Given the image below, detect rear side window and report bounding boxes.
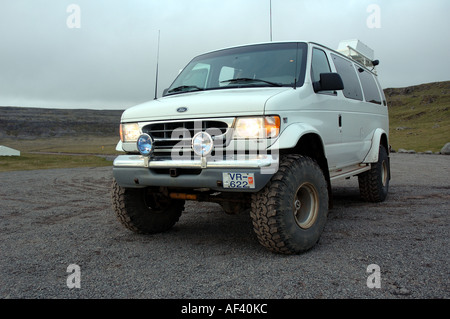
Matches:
[357,69,382,104]
[331,54,363,101]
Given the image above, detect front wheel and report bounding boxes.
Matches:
[250,155,329,254]
[111,179,184,234]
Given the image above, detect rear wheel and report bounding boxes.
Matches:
[358,145,390,202]
[250,155,329,254]
[111,179,184,234]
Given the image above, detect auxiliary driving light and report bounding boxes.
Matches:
[192,132,213,157]
[137,133,154,156]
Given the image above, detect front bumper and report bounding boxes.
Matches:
[112,154,278,192]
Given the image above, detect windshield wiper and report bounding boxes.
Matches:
[220,78,283,87]
[168,85,204,94]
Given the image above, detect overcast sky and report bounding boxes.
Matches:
[1,0,449,109]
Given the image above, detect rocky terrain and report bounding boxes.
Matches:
[0,106,122,140]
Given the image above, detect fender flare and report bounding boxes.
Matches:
[268,123,324,151]
[363,128,389,163]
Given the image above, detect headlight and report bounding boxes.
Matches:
[120,123,140,142]
[234,116,280,139]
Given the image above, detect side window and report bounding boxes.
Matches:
[331,54,363,101]
[357,69,382,104]
[375,76,387,106]
[311,48,331,83]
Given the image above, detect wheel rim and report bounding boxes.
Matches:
[293,182,319,229]
[381,160,388,187]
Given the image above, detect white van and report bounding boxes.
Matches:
[112,40,390,254]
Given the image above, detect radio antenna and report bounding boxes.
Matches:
[154,30,161,100]
[269,0,273,41]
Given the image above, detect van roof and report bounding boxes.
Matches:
[199,40,380,76]
[309,41,379,75]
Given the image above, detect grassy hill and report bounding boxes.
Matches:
[385,81,450,152]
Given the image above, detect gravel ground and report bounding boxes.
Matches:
[0,153,448,299]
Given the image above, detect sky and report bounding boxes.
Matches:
[0,0,449,110]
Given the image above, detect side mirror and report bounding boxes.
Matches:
[313,73,344,93]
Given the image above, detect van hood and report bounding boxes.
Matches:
[121,87,290,122]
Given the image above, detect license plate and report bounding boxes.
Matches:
[222,173,255,189]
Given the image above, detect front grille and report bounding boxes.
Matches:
[145,120,229,139]
[142,118,234,156]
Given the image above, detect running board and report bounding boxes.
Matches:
[329,164,371,181]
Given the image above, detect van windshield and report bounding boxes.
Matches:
[165,42,307,95]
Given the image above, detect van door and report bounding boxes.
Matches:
[330,53,367,166]
[309,47,342,168]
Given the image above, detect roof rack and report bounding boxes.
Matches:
[337,39,378,72]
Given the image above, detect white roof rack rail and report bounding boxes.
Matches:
[337,39,378,72]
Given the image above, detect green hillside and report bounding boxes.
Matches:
[385,81,450,152]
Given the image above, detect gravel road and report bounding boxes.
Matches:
[0,153,448,299]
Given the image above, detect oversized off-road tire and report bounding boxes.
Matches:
[250,155,329,254]
[111,179,184,234]
[358,145,390,202]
